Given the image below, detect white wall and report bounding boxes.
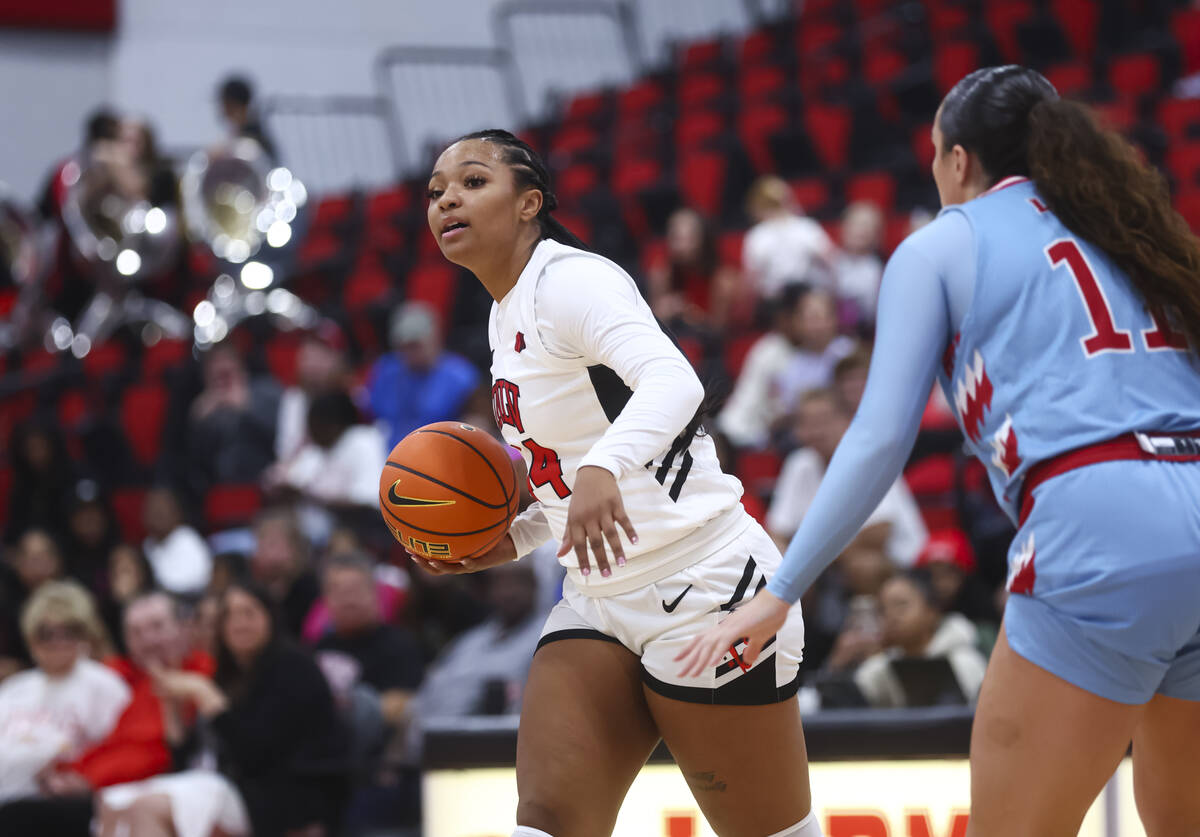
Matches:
[0,32,111,201]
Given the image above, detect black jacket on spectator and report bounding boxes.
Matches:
[211,644,348,836]
[315,623,425,693]
[280,570,321,640]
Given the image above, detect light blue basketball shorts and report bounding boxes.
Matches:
[1003,459,1200,705]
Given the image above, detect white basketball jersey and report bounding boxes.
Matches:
[489,239,746,594]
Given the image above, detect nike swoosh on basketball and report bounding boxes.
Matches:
[387,482,455,507]
[662,584,693,613]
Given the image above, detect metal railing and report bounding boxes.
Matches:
[261,94,402,196]
[375,45,524,174]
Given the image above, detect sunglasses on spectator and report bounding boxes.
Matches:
[33,622,86,643]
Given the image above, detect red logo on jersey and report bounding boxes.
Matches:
[1008,534,1036,594]
[1029,197,1049,213]
[514,331,526,353]
[990,414,1022,477]
[491,379,524,433]
[953,350,993,442]
[942,332,961,378]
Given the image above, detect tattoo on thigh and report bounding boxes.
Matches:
[685,770,728,792]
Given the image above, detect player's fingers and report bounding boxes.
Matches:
[742,633,765,667]
[613,505,638,546]
[565,523,592,576]
[600,515,625,568]
[587,522,611,577]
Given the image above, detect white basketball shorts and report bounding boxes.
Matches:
[537,515,805,704]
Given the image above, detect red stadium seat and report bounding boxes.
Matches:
[1174,8,1200,74]
[111,487,148,543]
[204,483,264,532]
[21,348,61,377]
[864,49,908,87]
[678,74,727,110]
[675,335,704,369]
[617,79,666,120]
[1157,98,1200,140]
[903,453,959,531]
[675,110,726,151]
[804,102,852,169]
[738,103,789,173]
[738,30,778,67]
[1175,190,1200,230]
[739,65,788,103]
[884,213,913,256]
[741,491,767,525]
[1043,61,1092,98]
[985,0,1033,64]
[717,231,744,267]
[121,383,168,466]
[549,123,600,156]
[613,157,663,200]
[310,194,356,229]
[928,3,970,39]
[57,388,90,431]
[1170,145,1200,190]
[80,340,127,380]
[788,178,830,216]
[343,256,394,312]
[796,19,842,54]
[724,331,763,379]
[406,262,458,332]
[911,121,936,170]
[1051,0,1098,60]
[680,38,725,72]
[563,90,610,124]
[799,54,852,98]
[364,187,408,225]
[0,288,15,318]
[142,338,190,380]
[1091,98,1137,134]
[265,333,302,387]
[555,163,599,203]
[677,150,726,217]
[1108,53,1162,99]
[846,172,897,212]
[934,42,980,96]
[736,449,783,496]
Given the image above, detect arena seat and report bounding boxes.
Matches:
[1157,97,1200,140]
[1051,0,1098,60]
[738,64,788,104]
[790,177,832,216]
[738,103,789,173]
[1043,61,1093,98]
[343,255,394,312]
[674,109,727,152]
[81,339,127,381]
[804,102,852,170]
[934,42,981,96]
[120,383,168,467]
[984,0,1033,64]
[1108,52,1163,100]
[1172,7,1200,74]
[405,262,458,332]
[204,483,264,531]
[678,73,727,110]
[141,338,190,380]
[738,29,781,67]
[677,149,727,216]
[736,449,783,497]
[846,172,897,212]
[111,486,148,543]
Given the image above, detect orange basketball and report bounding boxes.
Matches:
[378,421,519,561]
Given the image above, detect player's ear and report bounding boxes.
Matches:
[517,187,543,223]
[951,143,971,186]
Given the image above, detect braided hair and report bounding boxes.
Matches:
[454,129,589,250]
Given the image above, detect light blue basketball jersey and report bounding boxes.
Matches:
[937,178,1200,521]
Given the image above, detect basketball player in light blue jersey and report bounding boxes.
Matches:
[680,66,1200,836]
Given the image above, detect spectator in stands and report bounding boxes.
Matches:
[648,206,739,331]
[4,419,75,545]
[217,74,278,160]
[0,591,213,835]
[834,201,885,326]
[0,582,129,807]
[99,581,348,837]
[248,508,319,638]
[267,389,386,546]
[853,570,988,708]
[915,529,1000,640]
[767,389,927,565]
[741,175,835,303]
[98,544,156,654]
[301,531,407,643]
[0,530,67,680]
[62,479,120,593]
[189,594,221,658]
[186,342,281,491]
[313,553,423,729]
[275,319,352,465]
[411,562,544,720]
[142,485,212,597]
[774,287,857,415]
[367,301,479,450]
[716,284,813,449]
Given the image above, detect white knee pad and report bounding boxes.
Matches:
[513,827,555,837]
[766,810,823,837]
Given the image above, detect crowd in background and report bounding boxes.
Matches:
[15,0,1200,828]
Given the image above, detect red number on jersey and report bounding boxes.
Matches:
[1046,239,1133,356]
[1144,310,1190,351]
[522,439,571,499]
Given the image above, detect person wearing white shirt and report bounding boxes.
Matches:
[833,201,885,325]
[742,175,836,301]
[0,582,129,803]
[275,320,353,466]
[142,486,212,596]
[767,389,926,566]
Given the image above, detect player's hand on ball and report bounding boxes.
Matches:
[408,534,518,575]
[558,465,638,578]
[674,589,791,678]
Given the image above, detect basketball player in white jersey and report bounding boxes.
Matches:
[408,130,821,837]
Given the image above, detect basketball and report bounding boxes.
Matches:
[378,421,519,561]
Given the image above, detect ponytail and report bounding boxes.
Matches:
[1027,98,1200,353]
